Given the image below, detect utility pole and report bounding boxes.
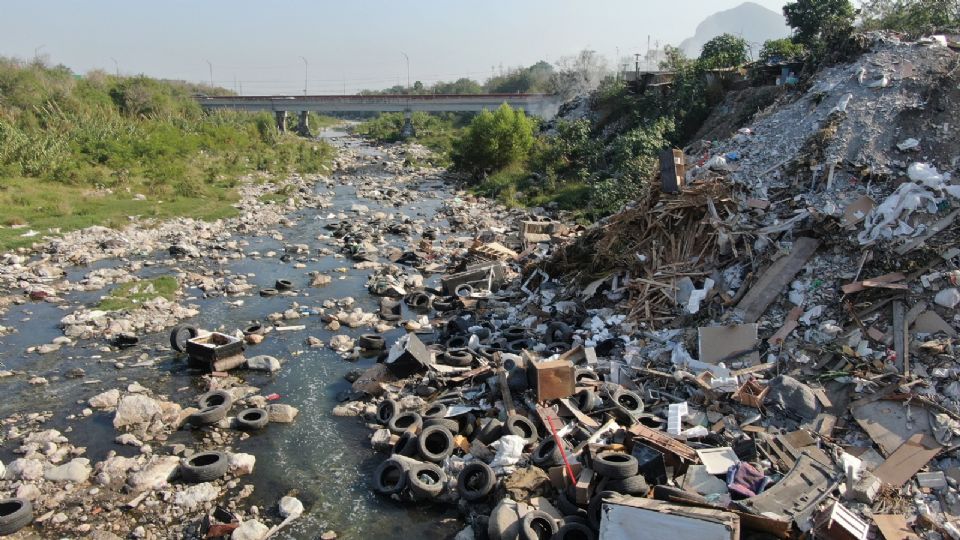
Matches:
[110,57,119,77]
[400,51,410,91]
[205,59,213,87]
[300,56,308,95]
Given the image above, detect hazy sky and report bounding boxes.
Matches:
[1,0,790,94]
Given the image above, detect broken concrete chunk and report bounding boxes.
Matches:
[766,375,819,420]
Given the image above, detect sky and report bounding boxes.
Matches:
[0,0,791,94]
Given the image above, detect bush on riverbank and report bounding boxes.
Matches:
[352,112,467,165]
[0,57,335,249]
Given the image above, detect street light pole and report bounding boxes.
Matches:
[300,56,308,95]
[400,51,410,91]
[205,59,213,87]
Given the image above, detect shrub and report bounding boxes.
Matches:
[759,38,808,63]
[452,104,535,177]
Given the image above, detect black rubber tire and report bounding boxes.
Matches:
[446,335,469,349]
[602,474,649,496]
[521,510,558,540]
[358,334,385,350]
[242,323,266,336]
[554,521,596,540]
[393,432,419,457]
[477,345,500,359]
[532,438,565,468]
[189,404,228,425]
[457,461,496,501]
[613,389,644,417]
[405,292,433,311]
[592,452,639,479]
[505,415,539,445]
[373,458,408,495]
[417,424,455,462]
[588,491,618,531]
[556,489,584,516]
[507,339,533,353]
[0,498,33,535]
[259,288,279,297]
[169,324,199,353]
[458,413,477,438]
[433,298,457,312]
[545,322,573,344]
[474,418,502,444]
[574,368,599,384]
[388,411,423,435]
[575,389,600,413]
[503,326,527,341]
[561,515,590,528]
[376,399,399,425]
[407,462,447,499]
[275,279,294,291]
[422,402,448,419]
[454,284,474,297]
[423,417,460,433]
[198,390,233,410]
[236,408,269,430]
[180,451,230,483]
[442,348,474,367]
[652,485,709,505]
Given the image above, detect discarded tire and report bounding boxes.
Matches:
[417,424,455,462]
[358,334,385,350]
[445,335,469,349]
[259,288,279,297]
[521,510,558,540]
[554,521,596,540]
[532,438,565,468]
[442,348,473,367]
[189,404,228,425]
[0,498,33,535]
[503,326,527,341]
[433,298,457,312]
[575,368,599,383]
[575,389,601,413]
[507,339,533,353]
[422,402,448,419]
[587,490,618,531]
[373,458,408,495]
[556,489,584,516]
[380,298,402,321]
[454,284,474,297]
[458,413,477,438]
[504,415,539,445]
[180,451,230,483]
[423,417,460,433]
[392,432,419,457]
[477,345,500,359]
[593,452,639,479]
[613,389,644,417]
[275,279,294,291]
[376,399,399,425]
[198,390,233,410]
[405,292,432,310]
[242,323,266,336]
[474,418,502,444]
[169,324,199,353]
[388,411,423,435]
[603,474,649,495]
[457,461,496,501]
[407,462,447,499]
[236,408,269,430]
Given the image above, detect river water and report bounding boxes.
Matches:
[0,132,464,538]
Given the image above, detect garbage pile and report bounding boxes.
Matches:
[340,34,960,539]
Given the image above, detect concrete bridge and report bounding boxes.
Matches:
[194,93,558,135]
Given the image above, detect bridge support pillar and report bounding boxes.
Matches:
[400,110,416,139]
[275,111,287,133]
[296,111,312,137]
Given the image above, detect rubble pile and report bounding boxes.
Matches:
[339,35,960,539]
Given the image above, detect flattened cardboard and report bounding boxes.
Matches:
[873,433,942,488]
[698,324,760,365]
[843,195,875,227]
[873,514,920,540]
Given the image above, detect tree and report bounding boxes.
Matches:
[861,0,960,35]
[759,38,808,62]
[783,0,856,49]
[452,103,535,177]
[412,80,424,92]
[698,34,750,69]
[431,77,483,94]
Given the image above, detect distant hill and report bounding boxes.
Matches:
[678,2,790,58]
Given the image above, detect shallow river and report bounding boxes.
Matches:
[0,133,463,538]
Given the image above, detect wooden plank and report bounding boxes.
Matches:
[874,514,920,540]
[893,300,908,376]
[873,433,942,488]
[628,423,699,463]
[841,272,906,294]
[558,398,601,429]
[736,237,820,323]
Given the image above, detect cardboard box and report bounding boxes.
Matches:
[528,359,575,401]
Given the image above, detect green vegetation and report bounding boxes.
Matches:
[698,34,750,69]
[861,0,960,36]
[759,38,808,62]
[452,104,536,176]
[783,0,856,59]
[0,57,335,250]
[352,112,469,165]
[98,276,179,311]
